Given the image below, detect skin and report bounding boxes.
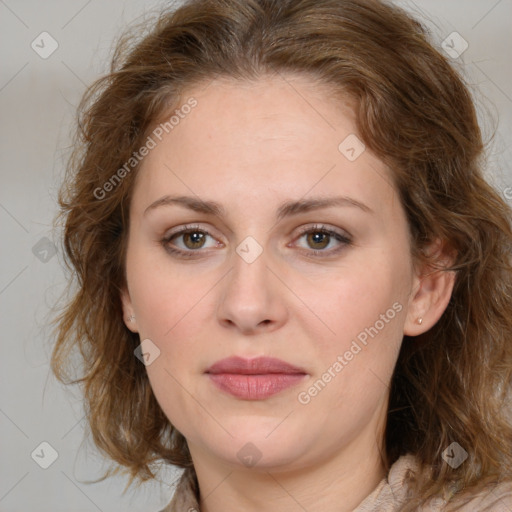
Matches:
[121,74,455,512]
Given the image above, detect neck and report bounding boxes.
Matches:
[191,430,386,512]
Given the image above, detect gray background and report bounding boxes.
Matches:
[0,1,511,511]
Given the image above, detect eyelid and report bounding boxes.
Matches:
[164,223,221,239]
[293,223,351,239]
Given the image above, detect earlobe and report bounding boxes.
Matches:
[121,287,139,333]
[404,240,456,336]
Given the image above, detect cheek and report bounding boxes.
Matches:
[307,253,407,342]
[125,244,211,377]
[298,250,410,402]
[127,255,208,433]
[126,243,203,339]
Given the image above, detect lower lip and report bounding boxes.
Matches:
[207,373,307,400]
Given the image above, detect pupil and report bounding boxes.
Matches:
[186,232,204,248]
[308,232,329,249]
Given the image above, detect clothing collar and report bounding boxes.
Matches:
[161,454,422,511]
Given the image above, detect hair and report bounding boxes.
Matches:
[51,0,512,510]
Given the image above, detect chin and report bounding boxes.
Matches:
[206,420,310,468]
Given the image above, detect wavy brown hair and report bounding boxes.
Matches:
[51,0,512,509]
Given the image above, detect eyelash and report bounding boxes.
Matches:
[161,223,352,259]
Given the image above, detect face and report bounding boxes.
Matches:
[122,74,420,474]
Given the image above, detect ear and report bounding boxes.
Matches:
[121,286,139,333]
[404,239,456,336]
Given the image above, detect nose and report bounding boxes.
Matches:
[216,244,289,335]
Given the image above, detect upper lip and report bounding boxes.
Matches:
[205,356,307,375]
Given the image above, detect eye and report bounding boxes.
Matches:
[161,223,352,259]
[162,225,222,257]
[293,224,352,257]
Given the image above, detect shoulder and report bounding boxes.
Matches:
[366,454,512,512]
[446,481,512,511]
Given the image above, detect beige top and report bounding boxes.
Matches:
[160,454,512,511]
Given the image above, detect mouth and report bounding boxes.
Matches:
[205,356,308,400]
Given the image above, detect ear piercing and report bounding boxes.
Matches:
[417,317,423,325]
[127,315,136,322]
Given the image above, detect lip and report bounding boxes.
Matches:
[206,356,307,375]
[205,356,308,400]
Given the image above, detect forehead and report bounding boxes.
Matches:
[132,74,396,217]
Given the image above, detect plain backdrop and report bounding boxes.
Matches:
[1,1,511,511]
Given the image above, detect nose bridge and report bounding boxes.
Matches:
[217,234,287,332]
[228,235,272,301]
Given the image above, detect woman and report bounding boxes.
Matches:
[51,0,512,510]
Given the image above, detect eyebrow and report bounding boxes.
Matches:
[143,194,373,220]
